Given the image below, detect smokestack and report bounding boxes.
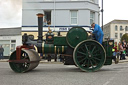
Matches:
[36,13,44,42]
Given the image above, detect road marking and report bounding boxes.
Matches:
[103,77,115,85]
[66,66,76,68]
[103,81,110,85]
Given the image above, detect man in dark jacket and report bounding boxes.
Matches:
[0,45,4,59]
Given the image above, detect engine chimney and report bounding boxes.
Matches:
[37,13,44,42]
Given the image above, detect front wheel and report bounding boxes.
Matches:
[73,40,106,72]
[9,49,40,73]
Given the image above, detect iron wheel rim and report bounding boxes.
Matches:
[73,40,106,72]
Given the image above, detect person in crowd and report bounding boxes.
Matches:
[122,42,127,50]
[91,23,104,44]
[122,40,126,46]
[0,45,4,60]
[40,53,43,59]
[126,43,128,56]
[122,42,127,59]
[119,42,125,60]
[112,42,119,64]
[54,54,57,62]
[116,42,120,63]
[43,18,47,26]
[47,20,51,25]
[47,54,51,62]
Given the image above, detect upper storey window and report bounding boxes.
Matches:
[115,25,118,31]
[90,11,95,25]
[70,11,78,25]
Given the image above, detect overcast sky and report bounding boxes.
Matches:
[99,0,128,25]
[0,0,22,28]
[0,0,128,28]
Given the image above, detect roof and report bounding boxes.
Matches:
[105,20,128,25]
[111,20,128,24]
[0,27,21,36]
[103,19,128,28]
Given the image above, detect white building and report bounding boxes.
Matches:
[0,28,22,57]
[22,0,100,35]
[103,20,128,43]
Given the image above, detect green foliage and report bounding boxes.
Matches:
[121,33,128,43]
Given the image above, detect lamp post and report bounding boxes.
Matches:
[101,0,103,31]
[54,0,56,31]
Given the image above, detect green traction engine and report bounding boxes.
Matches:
[9,14,114,73]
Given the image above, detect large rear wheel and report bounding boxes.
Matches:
[73,40,106,72]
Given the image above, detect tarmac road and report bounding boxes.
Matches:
[0,61,128,85]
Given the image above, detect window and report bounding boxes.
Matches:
[71,11,78,25]
[115,33,118,39]
[120,26,123,31]
[11,40,16,43]
[120,33,123,38]
[90,11,95,25]
[115,25,118,31]
[125,26,128,31]
[11,40,16,53]
[44,11,51,26]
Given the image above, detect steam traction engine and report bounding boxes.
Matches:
[9,14,114,73]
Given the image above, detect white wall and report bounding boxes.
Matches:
[22,0,99,26]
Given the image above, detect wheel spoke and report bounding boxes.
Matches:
[93,54,101,57]
[82,58,88,66]
[84,44,89,52]
[91,58,97,65]
[93,50,100,54]
[89,60,94,68]
[79,57,88,63]
[87,59,90,68]
[80,47,86,53]
[91,46,96,54]
[77,51,87,56]
[77,56,84,58]
[93,57,100,61]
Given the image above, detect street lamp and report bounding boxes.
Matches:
[101,0,103,31]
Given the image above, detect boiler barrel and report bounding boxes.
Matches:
[42,43,67,54]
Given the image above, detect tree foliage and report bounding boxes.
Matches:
[121,33,128,43]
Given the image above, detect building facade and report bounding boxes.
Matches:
[22,0,100,36]
[0,28,22,57]
[103,20,128,43]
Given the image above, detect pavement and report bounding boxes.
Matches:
[0,57,128,64]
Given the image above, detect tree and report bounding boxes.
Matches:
[121,33,128,43]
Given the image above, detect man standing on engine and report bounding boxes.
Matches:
[91,23,104,44]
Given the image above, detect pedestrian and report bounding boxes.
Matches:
[91,23,104,44]
[54,54,57,62]
[118,42,124,60]
[40,53,43,59]
[0,45,4,60]
[122,40,126,46]
[116,42,120,63]
[112,42,118,64]
[43,18,47,26]
[122,42,127,59]
[47,54,51,62]
[126,43,128,56]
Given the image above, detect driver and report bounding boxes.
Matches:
[91,23,104,44]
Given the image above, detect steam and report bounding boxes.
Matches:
[0,0,22,28]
